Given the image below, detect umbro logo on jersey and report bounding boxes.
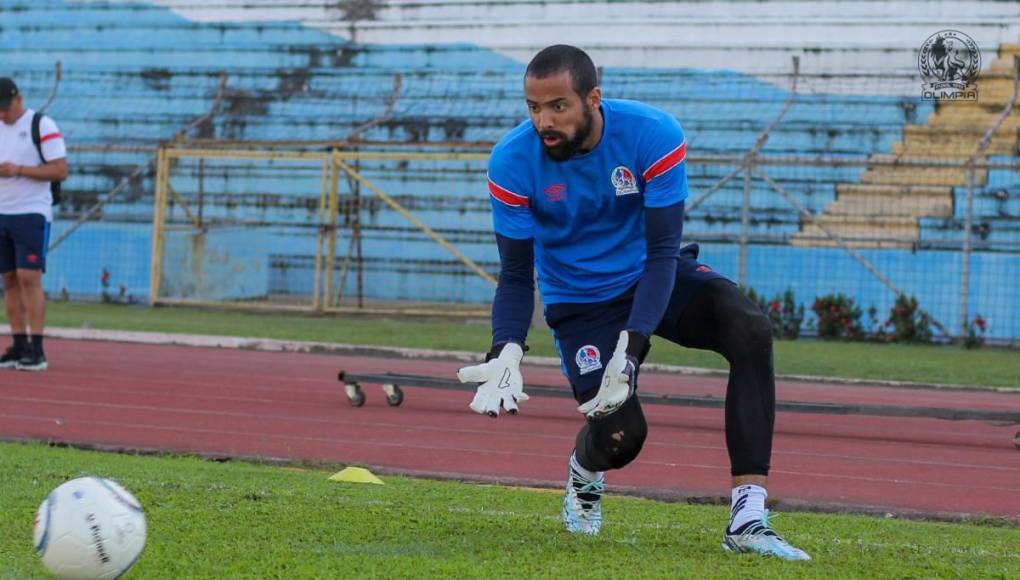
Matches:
[611,166,639,196]
[18,131,28,139]
[544,183,567,202]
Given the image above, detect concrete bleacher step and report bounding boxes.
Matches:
[859,166,974,186]
[788,236,917,249]
[791,215,919,249]
[824,195,951,218]
[891,138,1015,156]
[899,125,1012,147]
[831,183,953,218]
[927,111,1020,128]
[836,184,951,197]
[928,99,1020,116]
[975,89,1020,108]
[936,99,1016,113]
[974,75,1020,91]
[989,56,1020,73]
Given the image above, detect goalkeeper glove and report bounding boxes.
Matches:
[457,342,530,417]
[577,331,649,419]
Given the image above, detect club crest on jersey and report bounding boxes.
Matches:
[575,345,603,375]
[611,166,639,196]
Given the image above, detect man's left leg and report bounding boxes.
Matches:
[15,268,47,371]
[656,251,809,560]
[10,214,50,372]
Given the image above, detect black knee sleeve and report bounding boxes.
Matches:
[574,395,648,471]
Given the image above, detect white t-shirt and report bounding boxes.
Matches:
[0,108,67,221]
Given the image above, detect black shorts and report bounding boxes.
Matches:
[545,243,730,403]
[0,213,49,274]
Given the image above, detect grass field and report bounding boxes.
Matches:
[1,443,1016,579]
[19,302,1020,388]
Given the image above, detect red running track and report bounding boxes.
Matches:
[0,339,1017,521]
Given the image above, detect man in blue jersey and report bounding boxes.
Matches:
[456,45,810,560]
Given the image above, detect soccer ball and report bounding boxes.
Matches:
[33,477,147,580]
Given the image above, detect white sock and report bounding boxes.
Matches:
[569,452,599,481]
[729,484,767,532]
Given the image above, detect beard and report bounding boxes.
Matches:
[538,103,594,162]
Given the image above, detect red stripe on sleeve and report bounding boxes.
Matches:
[642,142,687,181]
[488,179,529,208]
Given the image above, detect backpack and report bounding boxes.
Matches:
[30,111,63,206]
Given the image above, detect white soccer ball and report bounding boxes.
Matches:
[33,477,147,580]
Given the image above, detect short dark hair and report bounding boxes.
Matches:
[525,45,598,97]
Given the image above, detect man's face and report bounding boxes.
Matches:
[525,70,599,161]
[0,95,23,125]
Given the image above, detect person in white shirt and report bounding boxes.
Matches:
[0,77,67,372]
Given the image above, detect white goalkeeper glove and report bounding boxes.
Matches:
[578,331,648,419]
[457,342,530,417]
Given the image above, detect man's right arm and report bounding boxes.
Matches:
[485,155,536,351]
[454,155,536,417]
[491,233,534,350]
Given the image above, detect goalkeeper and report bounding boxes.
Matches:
[457,45,809,561]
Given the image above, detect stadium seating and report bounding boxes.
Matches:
[6,1,938,240]
[792,45,1020,248]
[4,0,1019,339]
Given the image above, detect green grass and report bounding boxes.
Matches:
[1,443,1016,579]
[16,301,1020,388]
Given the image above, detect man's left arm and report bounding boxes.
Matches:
[624,200,685,348]
[623,120,689,354]
[579,122,687,418]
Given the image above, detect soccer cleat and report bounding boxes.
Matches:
[562,460,604,535]
[723,510,811,561]
[0,346,22,369]
[16,351,48,372]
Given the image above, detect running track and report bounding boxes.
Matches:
[1,339,1017,522]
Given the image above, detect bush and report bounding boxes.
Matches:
[963,314,988,349]
[740,285,767,312]
[741,286,804,340]
[766,289,804,340]
[865,306,883,338]
[811,293,864,340]
[882,294,933,344]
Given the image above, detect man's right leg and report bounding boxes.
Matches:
[1,227,29,368]
[546,294,646,535]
